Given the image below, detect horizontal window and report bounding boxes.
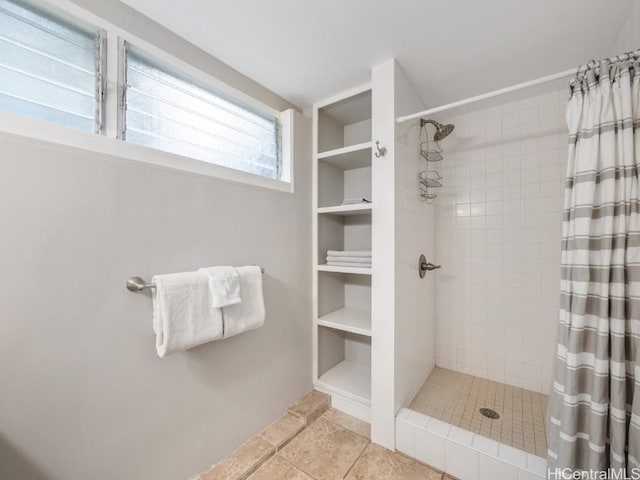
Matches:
[0,0,292,190]
[0,0,102,132]
[121,45,281,180]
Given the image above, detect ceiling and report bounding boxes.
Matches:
[121,0,633,110]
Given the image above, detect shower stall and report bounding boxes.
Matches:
[387,60,565,479]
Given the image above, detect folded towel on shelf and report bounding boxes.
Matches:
[152,271,223,358]
[221,266,265,339]
[326,261,371,268]
[342,198,371,205]
[326,256,372,264]
[326,250,372,258]
[198,266,241,308]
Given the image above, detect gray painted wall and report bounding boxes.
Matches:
[0,1,311,478]
[0,121,311,479]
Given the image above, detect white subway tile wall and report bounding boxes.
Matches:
[433,89,568,394]
[394,107,437,408]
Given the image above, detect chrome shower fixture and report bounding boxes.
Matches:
[418,117,453,203]
[420,118,455,141]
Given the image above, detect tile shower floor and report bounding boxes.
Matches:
[410,367,548,457]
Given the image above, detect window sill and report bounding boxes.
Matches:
[0,110,295,194]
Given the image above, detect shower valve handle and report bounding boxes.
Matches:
[418,254,441,278]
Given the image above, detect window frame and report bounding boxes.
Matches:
[0,0,107,134]
[118,40,283,181]
[0,0,294,193]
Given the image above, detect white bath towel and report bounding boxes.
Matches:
[198,266,241,308]
[326,250,372,258]
[221,266,265,339]
[341,198,370,205]
[326,261,371,268]
[152,271,223,358]
[326,256,372,264]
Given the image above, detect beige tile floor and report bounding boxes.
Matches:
[410,367,548,457]
[200,390,459,480]
[248,409,456,480]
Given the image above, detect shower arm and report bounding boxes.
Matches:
[420,119,440,129]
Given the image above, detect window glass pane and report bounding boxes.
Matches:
[0,0,97,132]
[125,49,280,179]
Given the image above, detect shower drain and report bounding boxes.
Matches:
[479,407,500,419]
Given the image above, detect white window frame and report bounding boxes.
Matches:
[0,0,295,193]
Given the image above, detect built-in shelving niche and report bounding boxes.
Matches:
[318,272,371,335]
[314,86,373,420]
[317,271,371,403]
[317,212,371,271]
[318,146,372,211]
[318,90,372,153]
[317,325,371,404]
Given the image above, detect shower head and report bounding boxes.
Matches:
[420,118,455,141]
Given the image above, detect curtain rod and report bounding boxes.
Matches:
[397,50,640,124]
[395,68,575,124]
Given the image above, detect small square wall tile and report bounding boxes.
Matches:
[518,468,546,479]
[287,390,330,425]
[445,440,479,480]
[499,443,528,469]
[449,425,474,446]
[479,453,519,480]
[407,410,431,429]
[415,427,446,471]
[396,419,416,457]
[397,408,412,421]
[426,417,452,437]
[526,453,547,477]
[472,434,500,456]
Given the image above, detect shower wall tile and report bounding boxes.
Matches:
[433,88,567,395]
[394,99,437,410]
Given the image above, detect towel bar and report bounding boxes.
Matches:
[126,267,265,292]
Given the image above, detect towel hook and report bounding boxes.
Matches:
[374,140,387,158]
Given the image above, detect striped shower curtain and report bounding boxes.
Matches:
[547,57,640,473]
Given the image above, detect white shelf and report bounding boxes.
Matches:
[317,360,371,404]
[317,203,372,216]
[318,308,371,337]
[317,264,372,275]
[317,142,372,170]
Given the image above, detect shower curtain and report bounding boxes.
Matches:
[547,56,640,473]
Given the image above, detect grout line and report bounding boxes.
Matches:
[395,451,447,479]
[341,441,370,479]
[220,392,331,480]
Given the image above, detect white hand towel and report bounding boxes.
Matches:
[326,250,372,258]
[221,266,265,339]
[326,256,372,264]
[198,266,241,308]
[326,261,371,268]
[152,271,223,358]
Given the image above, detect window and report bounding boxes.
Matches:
[0,0,291,188]
[0,0,103,132]
[121,45,281,179]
